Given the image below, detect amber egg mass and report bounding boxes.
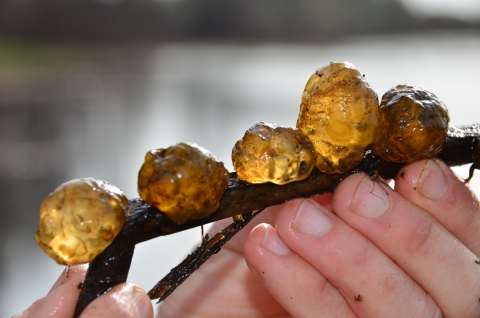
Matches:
[232,122,315,184]
[372,85,449,162]
[35,178,128,266]
[138,142,230,225]
[296,62,379,174]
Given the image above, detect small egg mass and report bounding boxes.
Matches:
[296,62,379,174]
[138,142,230,225]
[232,122,315,184]
[35,178,128,266]
[372,84,449,163]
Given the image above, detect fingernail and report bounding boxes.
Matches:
[352,175,390,218]
[419,159,448,200]
[261,226,292,255]
[292,199,332,236]
[132,286,153,318]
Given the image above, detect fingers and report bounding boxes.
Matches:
[245,198,440,317]
[48,264,88,293]
[159,244,288,317]
[14,264,152,318]
[13,265,87,318]
[310,192,334,212]
[12,265,153,318]
[244,221,356,317]
[160,205,287,317]
[207,204,280,254]
[333,173,480,317]
[208,193,333,255]
[394,159,480,255]
[80,283,153,318]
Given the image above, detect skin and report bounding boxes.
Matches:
[15,159,480,317]
[12,264,153,318]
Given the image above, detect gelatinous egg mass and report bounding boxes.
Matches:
[35,178,128,266]
[232,122,315,184]
[296,62,379,174]
[372,85,449,163]
[138,142,229,225]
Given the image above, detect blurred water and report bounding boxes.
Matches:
[2,31,480,316]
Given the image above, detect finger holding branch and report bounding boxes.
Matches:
[332,170,480,317]
[74,126,480,316]
[394,159,480,255]
[243,160,480,317]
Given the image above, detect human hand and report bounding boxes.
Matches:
[16,158,480,317]
[159,158,480,317]
[13,264,153,318]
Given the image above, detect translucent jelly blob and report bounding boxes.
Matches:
[372,84,449,162]
[36,178,128,266]
[138,142,229,225]
[232,122,315,184]
[296,62,379,174]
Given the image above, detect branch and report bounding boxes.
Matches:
[74,124,480,317]
[147,211,262,302]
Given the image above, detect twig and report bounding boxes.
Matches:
[148,210,262,302]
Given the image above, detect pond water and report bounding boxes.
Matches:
[2,30,480,316]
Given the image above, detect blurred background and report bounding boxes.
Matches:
[1,0,480,316]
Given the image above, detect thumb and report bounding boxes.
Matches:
[80,283,153,318]
[13,264,88,317]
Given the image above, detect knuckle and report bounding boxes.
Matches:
[350,239,377,269]
[379,271,404,293]
[409,292,441,318]
[457,278,480,318]
[404,212,438,257]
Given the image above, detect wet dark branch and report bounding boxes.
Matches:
[147,210,262,302]
[121,125,480,244]
[73,234,135,318]
[74,124,480,317]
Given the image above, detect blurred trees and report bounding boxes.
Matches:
[0,0,477,42]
